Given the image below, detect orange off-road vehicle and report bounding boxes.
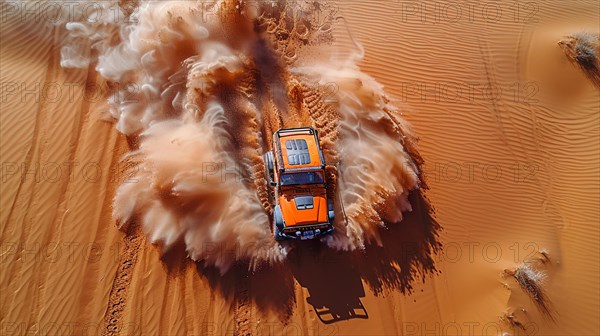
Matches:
[264,127,335,240]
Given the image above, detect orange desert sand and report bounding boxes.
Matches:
[1,1,598,336]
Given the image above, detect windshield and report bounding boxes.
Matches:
[280,171,324,186]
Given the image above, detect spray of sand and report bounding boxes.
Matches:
[558,31,600,87]
[59,0,422,272]
[291,64,421,249]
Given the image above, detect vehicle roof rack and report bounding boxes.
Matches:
[273,127,325,172]
[276,127,315,136]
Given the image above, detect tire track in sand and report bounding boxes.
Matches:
[101,226,142,336]
[233,269,252,336]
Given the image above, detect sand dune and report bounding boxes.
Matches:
[1,1,598,335]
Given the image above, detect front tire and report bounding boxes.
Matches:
[327,199,335,222]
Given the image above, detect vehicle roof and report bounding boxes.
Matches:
[275,128,325,171]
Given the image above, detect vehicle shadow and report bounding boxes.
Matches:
[355,190,442,296]
[287,244,369,324]
[160,188,441,325]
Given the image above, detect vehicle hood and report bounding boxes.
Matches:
[278,192,328,226]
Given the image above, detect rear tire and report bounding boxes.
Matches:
[264,151,274,183]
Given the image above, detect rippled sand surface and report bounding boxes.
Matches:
[1,1,598,335]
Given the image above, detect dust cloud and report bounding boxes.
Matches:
[60,0,422,273]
